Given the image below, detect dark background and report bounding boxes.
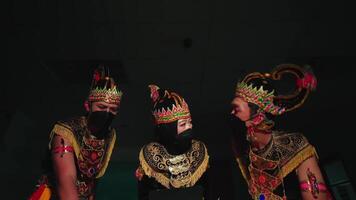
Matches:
[3,0,356,199]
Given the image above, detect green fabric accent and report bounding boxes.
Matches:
[95,162,137,200]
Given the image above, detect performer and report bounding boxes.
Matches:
[29,66,123,200]
[231,64,333,200]
[135,85,211,200]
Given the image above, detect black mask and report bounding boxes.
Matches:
[174,128,193,153]
[87,111,115,139]
[176,128,193,143]
[155,122,193,155]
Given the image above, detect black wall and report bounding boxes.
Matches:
[3,0,356,199]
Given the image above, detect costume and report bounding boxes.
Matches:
[29,66,122,200]
[233,64,331,200]
[136,85,210,200]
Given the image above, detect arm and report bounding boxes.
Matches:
[136,166,150,200]
[51,135,79,200]
[296,156,331,200]
[201,168,215,200]
[136,165,162,200]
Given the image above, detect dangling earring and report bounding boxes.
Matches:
[84,100,90,112]
[247,126,258,142]
[246,133,250,141]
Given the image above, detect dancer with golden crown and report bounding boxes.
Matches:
[135,85,212,200]
[29,66,123,200]
[231,64,333,200]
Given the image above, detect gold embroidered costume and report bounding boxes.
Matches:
[137,85,211,200]
[237,132,317,200]
[29,66,122,200]
[139,140,209,189]
[232,64,326,200]
[50,117,116,198]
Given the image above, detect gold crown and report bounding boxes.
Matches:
[89,86,123,105]
[149,84,191,124]
[153,99,191,124]
[235,64,318,115]
[235,82,285,115]
[88,66,123,105]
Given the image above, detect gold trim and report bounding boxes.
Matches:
[139,148,171,188]
[49,124,117,178]
[49,124,82,159]
[139,142,209,189]
[236,157,249,183]
[279,145,317,178]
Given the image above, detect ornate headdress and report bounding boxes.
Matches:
[88,66,123,105]
[235,64,317,115]
[149,85,191,124]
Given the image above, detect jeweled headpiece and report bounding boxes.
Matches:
[149,85,191,124]
[88,66,123,105]
[235,64,317,115]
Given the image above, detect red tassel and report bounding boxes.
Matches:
[28,184,46,200]
[93,70,101,83]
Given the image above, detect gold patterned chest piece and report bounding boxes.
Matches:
[78,136,106,178]
[140,140,209,189]
[248,149,284,200]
